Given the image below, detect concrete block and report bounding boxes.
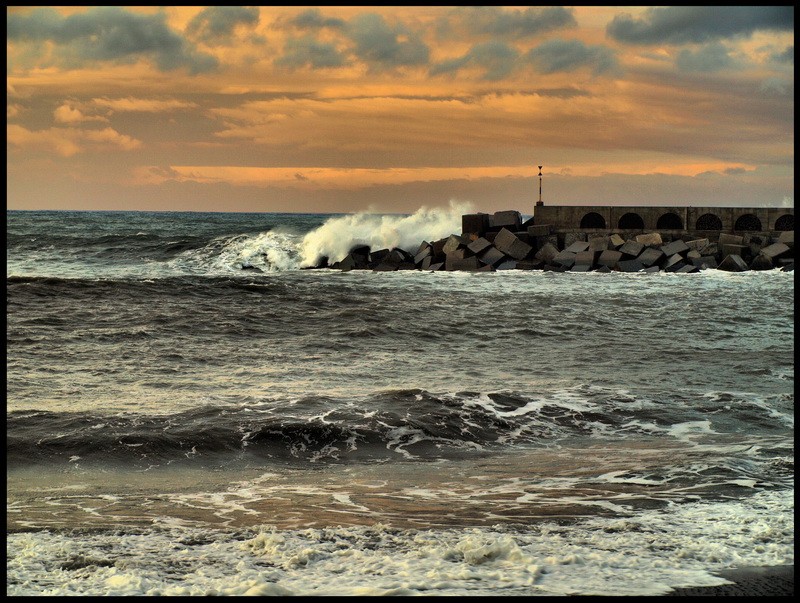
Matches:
[535,242,560,264]
[595,264,612,273]
[780,262,794,272]
[565,241,590,254]
[570,264,592,272]
[617,259,645,272]
[496,260,518,270]
[574,250,598,267]
[527,224,553,237]
[563,232,587,248]
[691,256,718,270]
[534,235,559,250]
[513,231,533,246]
[421,256,433,270]
[372,262,398,272]
[718,254,749,272]
[675,264,699,273]
[426,262,445,271]
[383,248,410,265]
[686,249,701,260]
[638,247,665,267]
[350,245,371,259]
[642,265,661,273]
[749,254,774,271]
[699,242,719,257]
[516,259,543,270]
[619,240,645,257]
[760,242,790,259]
[414,248,432,265]
[490,210,522,231]
[446,256,482,271]
[445,248,468,260]
[478,246,507,267]
[721,243,750,259]
[664,253,687,272]
[370,248,390,264]
[442,234,469,254]
[685,238,710,251]
[521,216,536,229]
[598,249,623,268]
[397,263,416,270]
[661,240,690,257]
[467,237,493,255]
[636,232,663,246]
[778,230,794,245]
[462,213,490,237]
[477,264,495,272]
[719,233,744,246]
[494,228,533,260]
[431,238,448,256]
[484,231,498,243]
[552,250,577,268]
[588,236,610,252]
[609,233,626,249]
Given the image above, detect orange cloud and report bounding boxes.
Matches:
[7,124,142,156]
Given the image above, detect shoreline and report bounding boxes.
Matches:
[666,565,793,596]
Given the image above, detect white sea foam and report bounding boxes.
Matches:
[6,489,792,596]
[299,200,473,267]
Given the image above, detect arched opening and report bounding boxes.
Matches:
[734,213,762,232]
[775,214,794,231]
[695,213,722,230]
[580,212,606,229]
[618,212,644,230]
[656,212,683,229]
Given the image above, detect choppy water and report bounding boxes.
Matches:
[6,209,794,596]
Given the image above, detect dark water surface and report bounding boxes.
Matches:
[7,210,794,596]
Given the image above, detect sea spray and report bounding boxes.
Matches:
[300,201,474,267]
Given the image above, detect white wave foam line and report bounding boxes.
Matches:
[299,200,474,267]
[6,489,792,596]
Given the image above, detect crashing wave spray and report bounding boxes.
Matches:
[300,200,475,267]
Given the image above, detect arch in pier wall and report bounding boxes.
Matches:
[656,212,683,229]
[734,213,762,232]
[775,214,794,231]
[695,213,722,230]
[617,212,644,229]
[580,212,606,229]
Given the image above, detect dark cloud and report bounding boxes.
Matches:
[7,6,218,73]
[772,45,794,64]
[287,8,346,30]
[441,6,577,39]
[526,39,619,76]
[275,35,347,69]
[430,41,519,81]
[347,13,429,68]
[185,6,260,45]
[607,6,794,45]
[675,42,735,73]
[724,167,747,175]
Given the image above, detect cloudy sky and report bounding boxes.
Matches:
[7,6,794,214]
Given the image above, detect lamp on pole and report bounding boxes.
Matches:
[536,165,543,207]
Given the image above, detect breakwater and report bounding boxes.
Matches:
[310,209,794,273]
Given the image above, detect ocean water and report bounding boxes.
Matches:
[6,208,794,596]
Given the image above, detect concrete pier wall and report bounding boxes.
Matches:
[531,205,794,234]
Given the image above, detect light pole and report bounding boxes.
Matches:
[536,165,543,207]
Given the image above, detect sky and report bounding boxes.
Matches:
[6,6,795,214]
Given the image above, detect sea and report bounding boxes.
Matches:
[6,207,794,596]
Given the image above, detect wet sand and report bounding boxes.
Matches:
[666,565,793,596]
